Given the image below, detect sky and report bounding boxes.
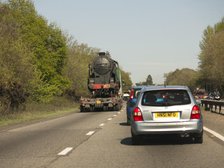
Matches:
[33,0,224,84]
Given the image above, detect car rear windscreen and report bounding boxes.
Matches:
[142,90,191,106]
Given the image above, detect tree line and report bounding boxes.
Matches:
[0,0,132,114]
[138,18,224,96]
[164,18,224,96]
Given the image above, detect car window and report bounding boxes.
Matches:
[142,90,191,106]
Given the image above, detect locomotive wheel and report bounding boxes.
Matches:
[103,106,108,111]
[80,106,85,112]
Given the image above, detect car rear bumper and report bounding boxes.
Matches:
[131,120,203,135]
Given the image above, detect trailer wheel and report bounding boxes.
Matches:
[90,106,94,112]
[114,104,121,111]
[80,106,85,112]
[103,106,108,111]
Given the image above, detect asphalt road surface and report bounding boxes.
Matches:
[0,105,224,168]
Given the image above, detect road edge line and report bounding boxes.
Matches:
[86,131,95,136]
[204,126,224,142]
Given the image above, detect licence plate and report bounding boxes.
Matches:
[154,112,180,120]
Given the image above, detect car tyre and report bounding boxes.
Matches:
[131,131,141,145]
[194,132,203,144]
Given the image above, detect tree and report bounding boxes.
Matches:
[120,70,132,92]
[146,75,153,85]
[198,18,224,95]
[0,3,38,112]
[164,68,198,90]
[136,74,153,86]
[6,0,69,102]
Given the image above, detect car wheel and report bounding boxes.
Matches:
[131,131,141,145]
[194,132,203,144]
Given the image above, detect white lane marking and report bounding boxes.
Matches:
[58,147,73,156]
[86,131,95,136]
[99,123,105,127]
[113,115,117,117]
[117,112,121,114]
[204,127,224,142]
[108,118,112,121]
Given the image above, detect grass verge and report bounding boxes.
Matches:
[0,97,79,128]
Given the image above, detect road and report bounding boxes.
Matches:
[0,105,224,168]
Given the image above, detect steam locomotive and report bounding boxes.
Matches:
[88,52,122,98]
[80,52,123,112]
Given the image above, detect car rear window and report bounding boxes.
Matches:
[142,90,191,106]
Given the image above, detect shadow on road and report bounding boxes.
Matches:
[80,110,120,113]
[119,122,130,126]
[121,135,194,146]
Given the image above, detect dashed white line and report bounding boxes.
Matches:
[99,123,105,127]
[108,118,112,121]
[204,126,224,142]
[58,147,73,156]
[113,115,117,117]
[86,131,95,136]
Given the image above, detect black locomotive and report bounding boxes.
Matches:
[80,51,122,112]
[88,52,122,98]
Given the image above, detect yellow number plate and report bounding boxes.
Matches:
[154,112,179,118]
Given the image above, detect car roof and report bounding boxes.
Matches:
[141,85,190,92]
[131,85,148,90]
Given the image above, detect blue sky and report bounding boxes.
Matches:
[33,0,224,84]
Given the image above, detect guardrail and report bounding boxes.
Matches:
[201,99,224,114]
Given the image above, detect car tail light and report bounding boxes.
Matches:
[130,89,134,99]
[133,107,143,121]
[191,105,201,119]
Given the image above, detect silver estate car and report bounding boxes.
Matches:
[131,86,203,144]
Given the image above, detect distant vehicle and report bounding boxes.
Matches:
[194,88,208,99]
[123,92,130,101]
[80,52,123,112]
[126,86,144,124]
[208,90,221,100]
[131,85,203,145]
